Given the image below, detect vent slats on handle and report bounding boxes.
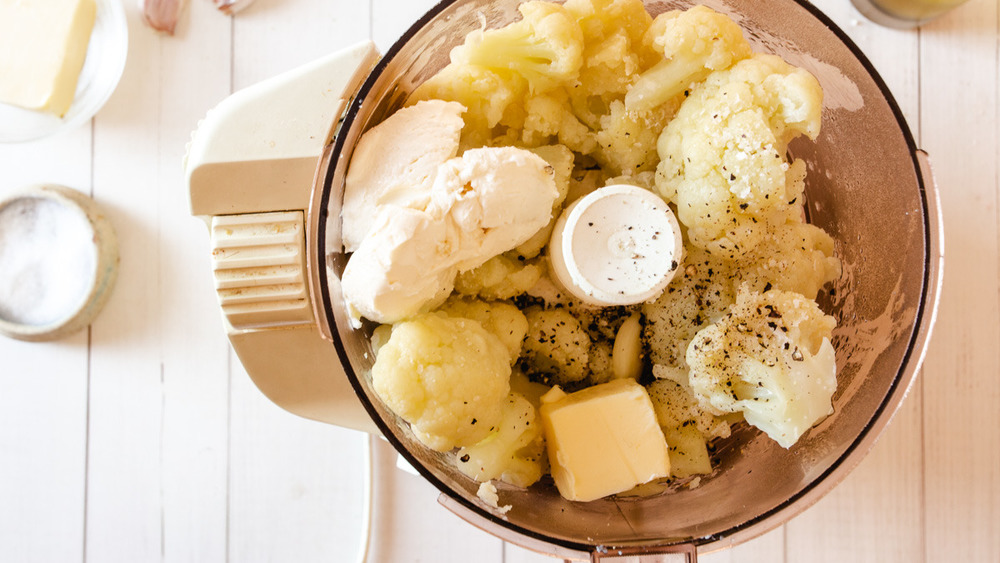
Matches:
[210,211,313,330]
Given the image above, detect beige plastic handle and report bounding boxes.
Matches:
[185,41,380,434]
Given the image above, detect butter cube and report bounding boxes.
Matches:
[0,0,98,116]
[540,379,671,502]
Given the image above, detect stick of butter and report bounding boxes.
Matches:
[0,0,98,117]
[540,379,671,502]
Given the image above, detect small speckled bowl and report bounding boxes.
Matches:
[0,184,118,341]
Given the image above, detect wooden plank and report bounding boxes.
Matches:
[153,2,234,561]
[366,438,504,563]
[784,1,925,561]
[227,360,368,563]
[84,1,232,561]
[918,0,1000,561]
[0,126,92,563]
[225,1,373,561]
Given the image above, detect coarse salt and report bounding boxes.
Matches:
[0,196,97,326]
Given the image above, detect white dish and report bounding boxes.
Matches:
[0,0,129,144]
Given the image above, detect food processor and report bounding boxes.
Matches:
[185,0,944,560]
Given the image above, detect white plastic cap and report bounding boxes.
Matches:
[548,184,683,307]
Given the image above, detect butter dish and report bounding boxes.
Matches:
[0,0,128,143]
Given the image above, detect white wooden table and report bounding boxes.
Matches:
[1,0,997,561]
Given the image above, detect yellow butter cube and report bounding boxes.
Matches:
[540,379,671,502]
[0,0,98,116]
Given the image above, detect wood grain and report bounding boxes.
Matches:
[919,1,1000,561]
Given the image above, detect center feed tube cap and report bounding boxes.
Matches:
[548,184,683,307]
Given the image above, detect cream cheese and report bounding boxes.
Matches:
[341,145,558,324]
[341,100,465,253]
[549,184,683,307]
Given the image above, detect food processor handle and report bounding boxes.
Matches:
[185,41,381,434]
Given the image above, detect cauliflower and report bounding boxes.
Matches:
[513,144,575,259]
[437,297,529,361]
[594,98,675,175]
[625,5,752,112]
[451,1,584,95]
[407,64,527,151]
[456,392,546,487]
[646,378,732,441]
[564,0,653,61]
[733,221,842,300]
[521,91,598,154]
[587,339,615,384]
[455,254,544,300]
[662,425,712,478]
[521,306,592,385]
[563,0,656,124]
[642,246,736,368]
[372,312,511,451]
[686,287,838,448]
[510,367,552,408]
[654,54,824,258]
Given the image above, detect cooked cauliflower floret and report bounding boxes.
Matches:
[456,392,547,487]
[625,5,752,112]
[438,297,529,361]
[642,246,736,368]
[455,254,544,300]
[372,313,511,452]
[686,287,838,448]
[587,339,615,384]
[513,144,575,259]
[733,221,842,300]
[408,64,527,151]
[647,378,732,441]
[662,424,712,478]
[521,91,599,154]
[452,1,584,95]
[654,54,824,258]
[563,0,655,125]
[521,306,592,385]
[510,367,553,408]
[594,99,676,175]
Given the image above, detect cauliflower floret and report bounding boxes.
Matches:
[452,1,584,95]
[510,367,552,409]
[663,425,712,478]
[587,340,615,384]
[594,98,676,175]
[521,91,599,154]
[562,0,655,125]
[456,392,547,487]
[565,0,653,61]
[407,65,527,151]
[625,5,752,112]
[642,246,736,368]
[733,221,842,300]
[686,287,838,448]
[513,144,575,259]
[654,54,824,258]
[521,306,591,385]
[455,254,544,300]
[372,312,511,452]
[646,378,732,441]
[438,297,529,361]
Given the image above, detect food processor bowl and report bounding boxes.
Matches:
[188,0,943,560]
[315,0,942,558]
